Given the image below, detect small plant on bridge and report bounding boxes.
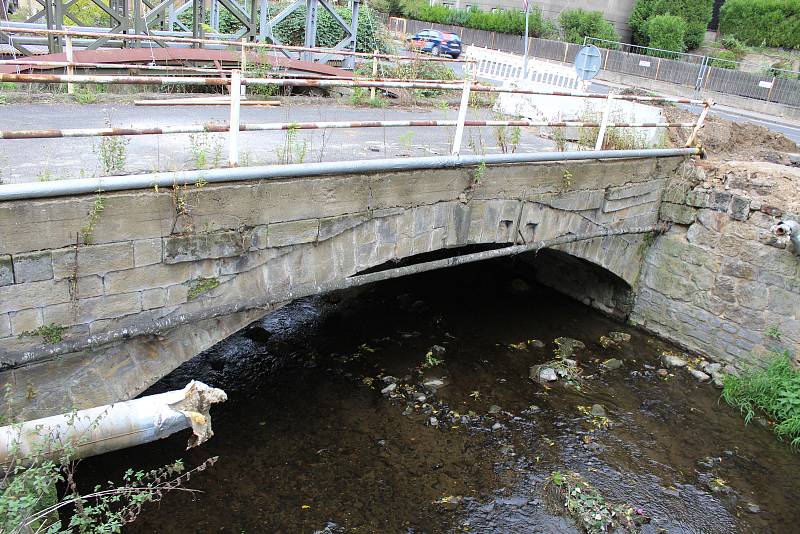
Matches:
[187,277,221,300]
[73,85,99,105]
[18,323,67,344]
[494,119,522,154]
[188,133,223,169]
[722,350,800,447]
[79,190,105,245]
[552,128,567,152]
[398,131,415,151]
[95,121,129,175]
[276,124,308,164]
[561,169,573,191]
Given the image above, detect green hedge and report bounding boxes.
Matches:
[645,14,687,55]
[720,0,800,49]
[629,0,713,50]
[557,9,619,45]
[399,0,551,37]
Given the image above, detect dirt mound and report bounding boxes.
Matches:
[662,106,799,162]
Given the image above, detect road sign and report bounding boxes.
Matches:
[574,44,602,81]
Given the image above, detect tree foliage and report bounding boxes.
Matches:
[719,0,800,49]
[557,9,620,45]
[629,0,713,50]
[645,14,687,55]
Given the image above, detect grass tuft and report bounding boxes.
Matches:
[722,351,800,447]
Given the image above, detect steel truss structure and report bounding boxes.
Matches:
[0,0,359,66]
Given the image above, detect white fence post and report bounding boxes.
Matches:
[594,93,614,151]
[65,35,74,95]
[229,70,241,166]
[686,100,712,147]
[451,78,471,155]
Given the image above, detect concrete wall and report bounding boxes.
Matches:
[632,161,800,368]
[0,157,679,420]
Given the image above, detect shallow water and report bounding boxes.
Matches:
[79,258,800,533]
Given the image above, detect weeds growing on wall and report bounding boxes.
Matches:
[18,323,67,344]
[79,191,105,245]
[722,350,800,446]
[97,134,129,175]
[276,125,308,164]
[189,133,223,169]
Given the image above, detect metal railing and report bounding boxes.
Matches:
[0,67,711,169]
[380,16,800,109]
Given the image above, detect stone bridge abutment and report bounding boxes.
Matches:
[0,156,683,419]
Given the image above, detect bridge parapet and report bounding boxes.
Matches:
[0,156,683,419]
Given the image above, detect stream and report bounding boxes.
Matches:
[79,257,800,533]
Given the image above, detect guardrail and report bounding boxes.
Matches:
[0,70,711,169]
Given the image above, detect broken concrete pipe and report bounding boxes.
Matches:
[771,220,800,256]
[0,381,226,469]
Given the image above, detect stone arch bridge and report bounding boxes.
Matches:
[0,155,685,419]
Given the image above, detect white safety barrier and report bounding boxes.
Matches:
[465,45,582,91]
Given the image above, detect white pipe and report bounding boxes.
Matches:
[0,381,227,467]
[772,220,800,256]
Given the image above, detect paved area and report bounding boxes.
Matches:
[0,101,554,184]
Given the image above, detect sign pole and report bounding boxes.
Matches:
[522,1,529,76]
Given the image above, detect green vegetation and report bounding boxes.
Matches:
[276,124,308,164]
[644,14,687,55]
[558,9,619,46]
[80,190,105,245]
[422,350,444,368]
[399,0,554,37]
[722,351,800,446]
[187,277,221,300]
[545,471,649,533]
[97,133,129,175]
[720,0,800,49]
[709,50,737,68]
[629,0,713,50]
[188,133,223,169]
[18,323,67,344]
[0,396,216,533]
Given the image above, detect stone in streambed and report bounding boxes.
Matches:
[662,352,687,368]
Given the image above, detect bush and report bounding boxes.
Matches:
[645,14,687,55]
[557,9,620,45]
[709,49,737,68]
[400,0,548,37]
[629,0,713,50]
[720,0,800,49]
[722,352,800,446]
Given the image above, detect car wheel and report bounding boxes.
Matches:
[432,47,440,57]
[450,53,460,59]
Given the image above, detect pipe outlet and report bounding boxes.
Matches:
[771,220,800,256]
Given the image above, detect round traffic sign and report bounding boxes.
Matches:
[574,44,602,81]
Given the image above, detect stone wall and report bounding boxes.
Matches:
[632,161,800,368]
[0,157,679,419]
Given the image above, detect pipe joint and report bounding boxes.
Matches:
[771,220,800,256]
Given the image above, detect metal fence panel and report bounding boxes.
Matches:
[704,67,772,101]
[655,56,702,87]
[771,77,800,107]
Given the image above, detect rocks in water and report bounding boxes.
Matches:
[412,391,427,403]
[429,344,446,357]
[531,366,558,383]
[491,422,503,431]
[591,404,606,417]
[527,339,546,349]
[609,332,631,343]
[423,378,446,391]
[599,336,618,349]
[554,337,586,358]
[746,503,761,514]
[661,352,688,368]
[657,368,669,378]
[488,404,502,414]
[429,417,439,427]
[525,405,542,414]
[380,383,397,395]
[690,369,711,382]
[382,375,397,384]
[603,358,623,370]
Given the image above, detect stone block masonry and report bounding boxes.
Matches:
[0,157,682,420]
[632,161,800,368]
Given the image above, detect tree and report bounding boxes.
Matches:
[629,0,713,50]
[645,14,687,55]
[558,9,620,45]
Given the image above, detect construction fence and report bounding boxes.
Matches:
[386,16,800,108]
